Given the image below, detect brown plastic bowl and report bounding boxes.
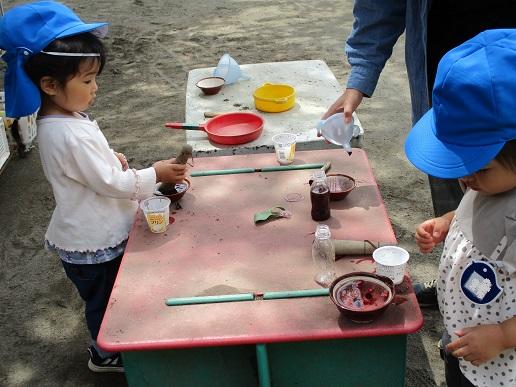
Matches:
[327,173,355,201]
[196,77,225,95]
[329,272,394,323]
[155,178,191,203]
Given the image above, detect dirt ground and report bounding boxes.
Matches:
[0,0,445,386]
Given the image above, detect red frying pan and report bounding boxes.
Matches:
[165,112,263,145]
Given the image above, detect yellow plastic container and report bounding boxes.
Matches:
[253,83,296,113]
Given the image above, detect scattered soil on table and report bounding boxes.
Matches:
[0,1,444,386]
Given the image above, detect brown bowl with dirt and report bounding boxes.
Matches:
[329,272,394,323]
[155,178,191,203]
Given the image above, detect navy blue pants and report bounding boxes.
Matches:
[428,176,463,217]
[61,255,122,340]
[440,333,475,387]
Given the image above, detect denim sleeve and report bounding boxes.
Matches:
[345,0,407,97]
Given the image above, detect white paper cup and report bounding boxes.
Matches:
[272,133,297,165]
[140,196,171,233]
[372,246,409,285]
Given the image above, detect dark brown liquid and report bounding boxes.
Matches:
[159,183,178,195]
[310,187,330,221]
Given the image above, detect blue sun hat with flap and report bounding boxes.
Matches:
[405,29,516,179]
[0,1,108,118]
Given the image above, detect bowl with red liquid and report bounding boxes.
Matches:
[327,173,355,200]
[308,173,355,201]
[329,272,395,323]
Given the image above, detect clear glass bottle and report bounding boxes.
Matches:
[312,224,336,287]
[310,170,330,221]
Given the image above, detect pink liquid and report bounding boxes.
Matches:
[338,280,390,311]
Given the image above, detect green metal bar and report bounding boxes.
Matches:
[191,163,325,177]
[166,288,330,306]
[256,344,271,387]
[260,163,324,172]
[263,288,329,300]
[190,168,256,177]
[165,293,255,306]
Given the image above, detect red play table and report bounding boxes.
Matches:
[98,148,423,386]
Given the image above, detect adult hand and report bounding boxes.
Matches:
[447,325,506,366]
[114,151,129,171]
[152,159,187,184]
[321,88,364,123]
[415,213,453,253]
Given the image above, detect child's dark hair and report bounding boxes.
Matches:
[495,139,516,172]
[24,32,106,89]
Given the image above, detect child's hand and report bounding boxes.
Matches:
[114,152,129,171]
[153,159,187,184]
[447,325,506,366]
[415,212,453,253]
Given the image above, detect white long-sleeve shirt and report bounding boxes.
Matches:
[37,114,156,252]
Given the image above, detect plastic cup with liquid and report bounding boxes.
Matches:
[272,133,297,165]
[140,196,171,233]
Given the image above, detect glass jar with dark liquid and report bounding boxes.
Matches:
[310,170,330,221]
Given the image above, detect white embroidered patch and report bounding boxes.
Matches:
[464,271,492,300]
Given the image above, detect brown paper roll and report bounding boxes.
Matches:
[332,240,392,256]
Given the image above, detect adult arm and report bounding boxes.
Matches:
[345,0,407,97]
[323,0,407,120]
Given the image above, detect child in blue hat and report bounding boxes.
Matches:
[0,2,188,372]
[405,29,516,387]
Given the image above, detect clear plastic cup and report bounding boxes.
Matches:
[140,196,171,233]
[272,133,297,165]
[372,246,410,285]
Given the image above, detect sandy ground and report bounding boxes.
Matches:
[0,0,445,386]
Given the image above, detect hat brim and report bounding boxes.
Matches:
[404,109,505,178]
[55,22,108,39]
